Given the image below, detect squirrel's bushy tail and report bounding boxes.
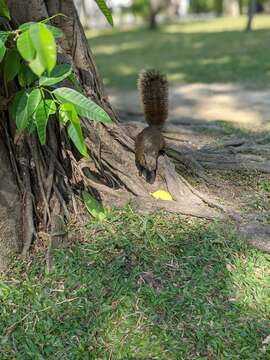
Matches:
[138,69,168,127]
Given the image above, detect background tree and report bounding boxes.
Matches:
[246,0,257,31]
[223,0,240,15]
[76,0,91,29]
[148,0,162,29]
[167,0,181,17]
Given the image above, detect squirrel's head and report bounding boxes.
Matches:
[137,152,158,184]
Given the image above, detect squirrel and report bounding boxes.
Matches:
[135,69,168,184]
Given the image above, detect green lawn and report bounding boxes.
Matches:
[1,16,270,360]
[1,208,270,359]
[88,15,270,89]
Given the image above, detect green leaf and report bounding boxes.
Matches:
[15,90,30,130]
[45,25,63,39]
[29,23,56,73]
[28,88,42,117]
[15,88,42,130]
[4,48,21,82]
[0,0,11,20]
[95,0,113,26]
[67,72,83,93]
[18,63,38,87]
[18,22,35,32]
[19,22,63,39]
[17,30,35,62]
[18,72,26,87]
[53,87,112,123]
[34,99,56,144]
[25,117,36,134]
[29,56,45,77]
[59,102,72,125]
[68,121,88,157]
[39,64,72,86]
[0,39,6,62]
[0,31,10,43]
[62,103,88,157]
[10,90,24,121]
[82,191,107,221]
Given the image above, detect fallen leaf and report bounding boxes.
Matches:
[151,189,173,201]
[262,335,270,346]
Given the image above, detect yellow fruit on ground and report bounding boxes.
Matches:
[151,189,173,201]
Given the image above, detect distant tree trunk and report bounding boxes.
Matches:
[239,0,243,14]
[149,0,161,30]
[167,0,180,18]
[80,0,90,29]
[223,0,240,16]
[246,0,257,31]
[214,0,223,15]
[149,11,157,29]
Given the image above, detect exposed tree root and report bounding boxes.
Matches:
[189,144,270,173]
[83,123,227,219]
[46,200,67,272]
[239,223,270,253]
[125,123,270,174]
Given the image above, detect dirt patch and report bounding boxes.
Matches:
[109,82,270,133]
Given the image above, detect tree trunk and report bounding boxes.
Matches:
[1,0,270,270]
[2,0,118,270]
[148,0,161,30]
[246,0,257,31]
[223,0,240,16]
[149,12,157,30]
[167,0,180,18]
[0,128,22,270]
[239,0,243,15]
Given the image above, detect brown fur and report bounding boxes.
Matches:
[135,69,168,183]
[137,69,168,127]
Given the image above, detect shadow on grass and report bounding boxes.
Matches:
[89,26,270,89]
[0,211,270,359]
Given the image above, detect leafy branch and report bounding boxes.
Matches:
[0,1,113,157]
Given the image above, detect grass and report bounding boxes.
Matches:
[87,15,270,89]
[1,208,270,359]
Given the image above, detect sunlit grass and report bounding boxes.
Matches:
[0,208,270,358]
[164,15,270,33]
[87,15,270,89]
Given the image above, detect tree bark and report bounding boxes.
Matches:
[0,127,22,270]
